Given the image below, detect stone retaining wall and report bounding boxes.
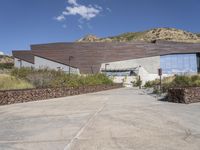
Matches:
[0,84,122,106]
[168,87,200,104]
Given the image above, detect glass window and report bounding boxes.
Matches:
[160,54,197,74]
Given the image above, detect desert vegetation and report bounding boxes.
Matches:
[0,68,113,90]
[0,74,34,90]
[0,63,14,69]
[144,75,200,93]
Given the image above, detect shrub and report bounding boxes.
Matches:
[144,80,159,88]
[11,67,34,79]
[0,63,14,69]
[153,88,160,94]
[173,76,191,87]
[26,72,55,88]
[144,81,152,88]
[144,75,200,94]
[132,76,142,87]
[11,68,113,88]
[51,74,79,88]
[51,73,113,88]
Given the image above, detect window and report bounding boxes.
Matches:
[160,54,198,74]
[103,70,137,77]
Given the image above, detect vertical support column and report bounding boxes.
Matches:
[158,68,162,95]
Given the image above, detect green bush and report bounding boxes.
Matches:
[172,75,200,87]
[51,73,113,88]
[173,76,191,87]
[144,75,200,94]
[0,63,14,69]
[11,68,113,88]
[153,88,160,94]
[132,76,142,87]
[11,67,34,79]
[144,81,152,88]
[144,80,159,88]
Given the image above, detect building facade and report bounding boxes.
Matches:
[12,41,200,85]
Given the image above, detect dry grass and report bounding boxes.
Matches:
[0,74,34,90]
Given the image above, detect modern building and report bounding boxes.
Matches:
[12,41,200,85]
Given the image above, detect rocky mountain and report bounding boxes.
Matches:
[77,35,100,42]
[77,28,200,43]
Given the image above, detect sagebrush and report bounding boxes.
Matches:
[10,68,113,89]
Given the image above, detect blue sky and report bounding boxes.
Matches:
[0,0,200,54]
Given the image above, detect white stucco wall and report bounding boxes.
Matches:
[14,58,34,68]
[109,66,172,86]
[34,56,80,74]
[137,67,158,85]
[101,56,160,74]
[112,76,137,87]
[100,56,161,86]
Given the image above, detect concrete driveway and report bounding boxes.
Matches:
[0,88,200,150]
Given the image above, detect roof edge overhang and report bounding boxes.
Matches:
[14,56,35,64]
[33,53,78,69]
[12,50,34,64]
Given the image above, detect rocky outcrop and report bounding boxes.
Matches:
[0,84,122,106]
[77,28,200,43]
[168,87,200,104]
[77,35,100,42]
[143,28,199,43]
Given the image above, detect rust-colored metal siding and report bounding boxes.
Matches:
[12,50,34,64]
[30,41,200,73]
[12,41,200,74]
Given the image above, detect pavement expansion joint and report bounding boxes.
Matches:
[64,101,107,150]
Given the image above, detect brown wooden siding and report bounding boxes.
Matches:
[13,41,200,74]
[12,50,34,64]
[30,41,200,73]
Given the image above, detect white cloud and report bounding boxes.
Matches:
[55,0,103,29]
[68,0,78,6]
[55,0,102,22]
[94,5,102,10]
[55,15,65,21]
[78,18,84,24]
[63,5,101,20]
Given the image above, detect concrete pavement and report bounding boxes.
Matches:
[0,88,200,150]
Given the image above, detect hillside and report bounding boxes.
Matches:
[0,55,14,64]
[77,28,200,43]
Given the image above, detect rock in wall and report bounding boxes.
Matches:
[0,84,122,106]
[168,87,200,104]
